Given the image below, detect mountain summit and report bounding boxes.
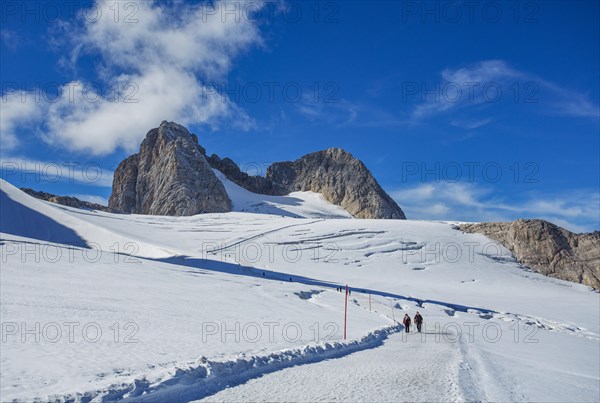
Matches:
[266,148,405,219]
[109,122,231,215]
[109,121,406,219]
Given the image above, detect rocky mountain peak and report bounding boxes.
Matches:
[108,122,231,216]
[266,148,406,219]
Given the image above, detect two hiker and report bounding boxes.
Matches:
[403,311,423,333]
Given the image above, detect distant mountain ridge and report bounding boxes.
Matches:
[20,188,117,213]
[108,121,406,219]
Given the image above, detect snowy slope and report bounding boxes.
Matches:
[1,180,599,402]
[0,181,173,259]
[213,169,353,219]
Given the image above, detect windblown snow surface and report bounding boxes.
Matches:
[1,179,598,402]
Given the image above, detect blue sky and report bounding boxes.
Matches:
[1,0,598,232]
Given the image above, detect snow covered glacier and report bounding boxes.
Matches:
[1,178,598,402]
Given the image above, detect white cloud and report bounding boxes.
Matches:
[411,60,516,118]
[70,194,109,205]
[40,70,253,154]
[536,79,599,118]
[4,0,265,155]
[412,59,599,120]
[450,118,492,130]
[0,92,43,151]
[441,60,519,85]
[295,96,358,127]
[391,182,599,233]
[74,1,263,75]
[427,202,450,216]
[0,29,21,50]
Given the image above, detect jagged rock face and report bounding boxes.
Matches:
[108,122,231,216]
[460,219,600,289]
[109,154,138,213]
[207,154,287,196]
[21,188,118,213]
[266,148,406,219]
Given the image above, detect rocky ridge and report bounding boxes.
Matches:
[460,219,600,289]
[266,148,406,219]
[20,188,117,213]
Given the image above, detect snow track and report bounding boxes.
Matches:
[205,219,324,254]
[57,324,402,402]
[200,330,463,402]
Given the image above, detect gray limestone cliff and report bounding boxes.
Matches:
[265,148,406,219]
[108,122,231,215]
[460,219,600,289]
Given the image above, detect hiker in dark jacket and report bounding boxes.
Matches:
[402,314,411,333]
[414,311,423,333]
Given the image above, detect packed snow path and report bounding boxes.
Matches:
[199,331,463,402]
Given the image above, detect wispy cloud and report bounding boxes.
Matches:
[0,156,114,188]
[70,194,109,205]
[0,29,21,50]
[411,59,599,121]
[449,118,492,130]
[294,97,358,127]
[391,182,599,233]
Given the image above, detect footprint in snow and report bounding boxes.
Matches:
[459,362,472,370]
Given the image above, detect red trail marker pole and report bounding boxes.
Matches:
[344,284,348,340]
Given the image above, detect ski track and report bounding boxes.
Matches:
[204,219,325,253]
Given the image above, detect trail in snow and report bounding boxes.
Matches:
[78,325,401,402]
[199,331,464,402]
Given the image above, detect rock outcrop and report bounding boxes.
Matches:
[460,219,600,289]
[108,122,231,215]
[21,188,118,213]
[206,154,287,196]
[266,148,406,219]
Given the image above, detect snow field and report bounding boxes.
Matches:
[1,179,598,401]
